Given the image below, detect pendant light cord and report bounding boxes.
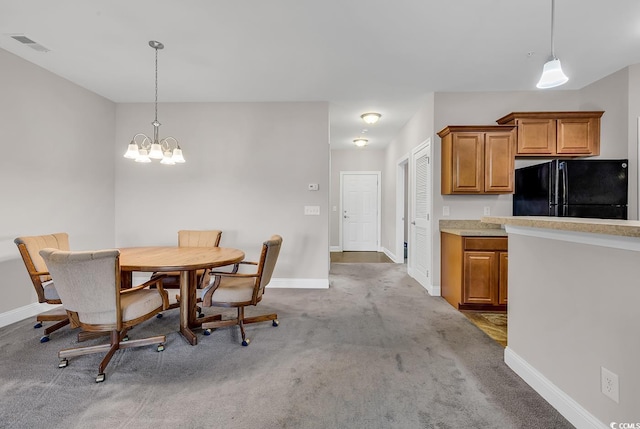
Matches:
[154,46,159,123]
[550,0,556,59]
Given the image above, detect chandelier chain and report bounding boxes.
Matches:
[154,46,159,123]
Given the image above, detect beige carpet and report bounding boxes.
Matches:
[0,263,571,429]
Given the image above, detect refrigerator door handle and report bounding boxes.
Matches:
[559,161,568,216]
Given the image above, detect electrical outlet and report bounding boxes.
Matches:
[483,206,491,216]
[304,205,320,215]
[601,366,619,403]
[443,206,450,216]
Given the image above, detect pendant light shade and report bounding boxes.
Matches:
[536,0,568,89]
[536,58,568,89]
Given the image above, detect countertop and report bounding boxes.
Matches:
[439,219,507,237]
[481,216,640,238]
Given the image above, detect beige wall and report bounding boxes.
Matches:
[0,48,116,313]
[115,102,330,282]
[329,149,386,249]
[507,230,640,425]
[1,47,330,320]
[382,95,435,263]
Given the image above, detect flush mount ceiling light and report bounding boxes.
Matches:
[360,112,381,124]
[353,138,368,147]
[536,0,568,89]
[124,41,185,165]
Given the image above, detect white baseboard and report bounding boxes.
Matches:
[267,278,329,289]
[504,347,607,429]
[426,283,440,297]
[381,247,401,263]
[330,246,342,252]
[0,302,61,329]
[0,277,328,327]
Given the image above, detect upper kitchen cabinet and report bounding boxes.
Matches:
[496,111,604,157]
[438,125,516,195]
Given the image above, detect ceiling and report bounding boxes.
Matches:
[2,0,640,150]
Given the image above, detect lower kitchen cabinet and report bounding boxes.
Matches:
[441,232,508,311]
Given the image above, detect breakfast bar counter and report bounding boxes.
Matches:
[478,215,640,427]
[481,215,640,238]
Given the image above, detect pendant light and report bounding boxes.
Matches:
[124,41,185,164]
[537,0,568,89]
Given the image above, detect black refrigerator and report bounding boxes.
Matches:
[513,159,628,219]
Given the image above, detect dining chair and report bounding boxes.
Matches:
[200,235,282,346]
[40,248,169,383]
[151,229,222,316]
[14,233,71,343]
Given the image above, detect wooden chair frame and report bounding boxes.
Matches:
[200,235,281,346]
[41,248,169,383]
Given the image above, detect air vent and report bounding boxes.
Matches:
[10,35,49,52]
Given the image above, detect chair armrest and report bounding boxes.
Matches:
[214,272,259,279]
[120,274,170,310]
[210,260,257,275]
[200,269,259,306]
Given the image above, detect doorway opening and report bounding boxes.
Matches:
[396,156,409,264]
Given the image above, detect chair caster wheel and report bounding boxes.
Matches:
[157,344,165,352]
[34,322,43,329]
[272,319,279,327]
[40,335,50,343]
[58,358,68,368]
[241,339,250,346]
[203,329,212,336]
[156,313,163,319]
[96,373,105,383]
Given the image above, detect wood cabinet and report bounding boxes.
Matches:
[441,232,508,311]
[496,111,603,157]
[438,125,516,194]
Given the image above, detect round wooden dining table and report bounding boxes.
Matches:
[119,246,245,345]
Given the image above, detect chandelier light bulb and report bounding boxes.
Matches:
[149,142,163,159]
[124,142,139,159]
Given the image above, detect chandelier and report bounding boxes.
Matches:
[123,41,185,164]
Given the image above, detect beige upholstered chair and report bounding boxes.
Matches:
[152,229,222,316]
[200,235,282,346]
[40,248,169,383]
[14,233,71,342]
[156,229,222,288]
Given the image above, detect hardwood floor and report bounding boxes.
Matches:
[460,311,507,347]
[330,251,394,263]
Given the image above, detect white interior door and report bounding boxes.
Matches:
[408,141,431,288]
[341,172,379,251]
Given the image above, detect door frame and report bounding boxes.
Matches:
[339,171,382,252]
[407,139,434,293]
[395,154,410,263]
